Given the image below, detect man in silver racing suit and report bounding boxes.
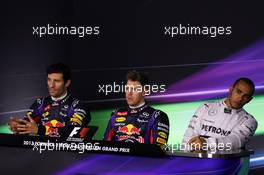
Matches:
[182,77,258,150]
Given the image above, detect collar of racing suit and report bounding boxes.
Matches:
[128,102,148,113]
[129,101,145,109]
[51,91,68,102]
[221,98,243,114]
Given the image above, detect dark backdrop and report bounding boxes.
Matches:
[0,0,263,112]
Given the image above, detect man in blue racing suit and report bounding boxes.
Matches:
[103,70,169,146]
[8,62,90,137]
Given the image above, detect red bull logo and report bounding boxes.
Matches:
[118,124,141,135]
[44,119,64,127]
[46,127,59,136]
[44,119,64,136]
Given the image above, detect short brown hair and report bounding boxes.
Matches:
[126,70,149,86]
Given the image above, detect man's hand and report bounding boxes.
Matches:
[188,136,206,150]
[8,117,22,134]
[16,115,38,135]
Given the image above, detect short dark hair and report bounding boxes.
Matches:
[46,62,71,82]
[233,77,255,95]
[126,70,149,86]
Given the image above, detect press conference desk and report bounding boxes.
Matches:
[0,134,252,175]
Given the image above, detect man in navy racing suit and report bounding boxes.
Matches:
[8,62,91,137]
[103,70,169,146]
